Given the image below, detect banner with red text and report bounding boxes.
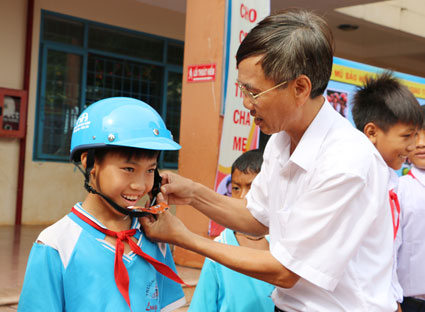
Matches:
[210,0,270,236]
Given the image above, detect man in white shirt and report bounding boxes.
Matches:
[141,8,396,311]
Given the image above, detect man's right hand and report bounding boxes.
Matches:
[159,171,196,206]
[159,171,268,237]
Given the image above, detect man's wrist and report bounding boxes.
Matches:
[189,180,203,206]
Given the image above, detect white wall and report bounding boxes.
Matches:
[337,0,425,38]
[0,0,27,225]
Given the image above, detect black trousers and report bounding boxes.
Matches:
[401,297,425,312]
[274,306,287,312]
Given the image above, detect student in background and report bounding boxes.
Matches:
[189,149,274,312]
[396,105,425,312]
[351,72,424,311]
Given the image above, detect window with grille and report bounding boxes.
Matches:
[35,11,183,167]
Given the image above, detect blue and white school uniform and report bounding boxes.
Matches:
[18,203,185,312]
[188,229,274,312]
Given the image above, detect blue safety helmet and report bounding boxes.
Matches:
[70,97,181,162]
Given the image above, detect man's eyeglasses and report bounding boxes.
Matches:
[237,80,287,104]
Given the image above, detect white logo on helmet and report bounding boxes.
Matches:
[73,112,91,134]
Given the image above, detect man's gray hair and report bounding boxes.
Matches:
[236,8,334,98]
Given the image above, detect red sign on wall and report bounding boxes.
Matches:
[187,64,216,83]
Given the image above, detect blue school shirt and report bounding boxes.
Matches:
[189,229,275,312]
[18,203,185,312]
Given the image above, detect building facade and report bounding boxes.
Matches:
[2,0,425,268]
[0,0,186,225]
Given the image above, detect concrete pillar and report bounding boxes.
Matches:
[174,0,226,267]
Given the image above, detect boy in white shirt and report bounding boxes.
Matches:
[351,72,424,311]
[396,105,425,312]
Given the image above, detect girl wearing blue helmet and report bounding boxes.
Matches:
[18,98,186,312]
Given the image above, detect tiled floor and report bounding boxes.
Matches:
[0,226,44,305]
[0,225,44,311]
[0,225,199,311]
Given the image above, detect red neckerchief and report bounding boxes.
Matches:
[407,169,416,179]
[71,207,185,310]
[388,190,400,240]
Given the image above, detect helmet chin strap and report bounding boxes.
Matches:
[74,149,152,218]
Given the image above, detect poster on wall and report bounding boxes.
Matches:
[326,57,425,175]
[210,0,270,236]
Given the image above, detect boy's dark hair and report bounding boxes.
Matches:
[94,146,159,164]
[231,149,263,175]
[352,71,424,132]
[236,8,334,98]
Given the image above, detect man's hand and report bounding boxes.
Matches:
[159,171,267,236]
[141,207,299,289]
[160,171,196,206]
[140,210,190,245]
[140,191,190,245]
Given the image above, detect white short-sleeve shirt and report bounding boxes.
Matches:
[388,169,403,303]
[396,166,425,300]
[246,101,396,311]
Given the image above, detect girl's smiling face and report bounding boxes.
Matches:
[92,152,157,213]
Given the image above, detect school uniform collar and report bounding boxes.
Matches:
[71,204,185,309]
[224,229,239,246]
[411,166,425,187]
[225,229,270,247]
[388,167,399,192]
[286,99,336,171]
[71,202,140,232]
